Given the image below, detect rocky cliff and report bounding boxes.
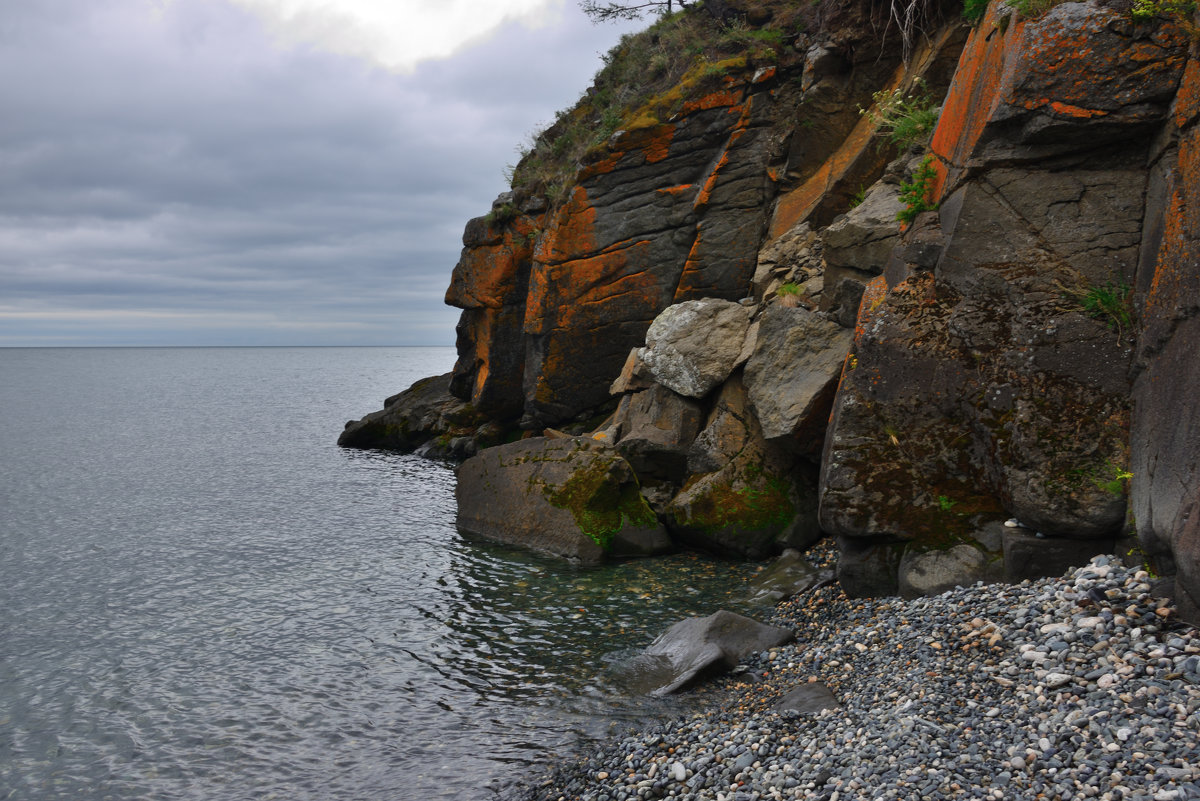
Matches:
[341,0,1200,622]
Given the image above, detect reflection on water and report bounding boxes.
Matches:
[0,348,768,801]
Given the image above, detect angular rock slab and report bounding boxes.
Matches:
[638,299,754,399]
[611,384,704,483]
[620,610,794,696]
[455,437,670,565]
[745,548,834,606]
[743,304,853,453]
[669,378,821,559]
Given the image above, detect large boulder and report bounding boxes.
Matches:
[609,384,705,483]
[637,298,754,399]
[618,610,794,696]
[338,372,484,456]
[1131,55,1200,624]
[455,437,671,564]
[668,377,821,558]
[820,179,905,295]
[742,304,853,454]
[818,3,1190,592]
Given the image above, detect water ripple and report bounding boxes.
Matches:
[0,348,765,800]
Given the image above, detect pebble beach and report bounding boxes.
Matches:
[506,548,1200,801]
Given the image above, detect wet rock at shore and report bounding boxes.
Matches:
[338,372,486,456]
[618,610,794,696]
[744,548,834,606]
[455,436,670,564]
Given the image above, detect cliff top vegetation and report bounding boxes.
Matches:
[505,0,949,208]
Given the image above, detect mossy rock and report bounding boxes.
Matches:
[456,436,671,564]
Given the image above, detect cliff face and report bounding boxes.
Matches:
[342,0,1200,618]
[443,0,964,428]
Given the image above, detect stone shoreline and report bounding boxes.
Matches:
[504,549,1200,801]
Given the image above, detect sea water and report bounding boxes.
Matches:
[0,347,762,800]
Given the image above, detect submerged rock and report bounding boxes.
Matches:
[455,437,670,564]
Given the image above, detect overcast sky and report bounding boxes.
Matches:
[0,0,643,346]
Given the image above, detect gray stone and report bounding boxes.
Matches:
[745,548,833,605]
[773,681,840,714]
[611,384,705,483]
[638,299,754,399]
[619,611,795,695]
[743,305,853,454]
[455,437,671,564]
[821,182,904,276]
[898,543,988,599]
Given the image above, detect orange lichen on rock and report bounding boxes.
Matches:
[855,275,889,342]
[681,89,743,116]
[1175,56,1200,129]
[536,185,598,265]
[930,2,1187,200]
[769,112,878,239]
[1146,125,1200,320]
[446,215,539,310]
[930,2,1024,200]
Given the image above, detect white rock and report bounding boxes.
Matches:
[1043,672,1072,688]
[671,761,686,782]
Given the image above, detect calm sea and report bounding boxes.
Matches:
[0,347,763,800]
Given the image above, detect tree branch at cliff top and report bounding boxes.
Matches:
[581,0,690,22]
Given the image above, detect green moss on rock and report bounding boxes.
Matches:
[544,455,656,549]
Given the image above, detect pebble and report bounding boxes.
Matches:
[503,550,1200,801]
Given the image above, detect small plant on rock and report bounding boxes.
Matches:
[963,0,990,23]
[897,154,939,225]
[860,79,940,151]
[1082,280,1133,335]
[485,203,520,228]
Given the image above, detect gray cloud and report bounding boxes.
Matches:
[0,0,641,345]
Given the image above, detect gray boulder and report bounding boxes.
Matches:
[668,377,820,559]
[638,299,754,399]
[898,544,990,599]
[743,305,853,454]
[610,384,704,483]
[821,181,904,278]
[620,611,795,696]
[455,437,671,564]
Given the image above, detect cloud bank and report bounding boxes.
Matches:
[0,0,641,345]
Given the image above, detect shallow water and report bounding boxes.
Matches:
[0,347,764,800]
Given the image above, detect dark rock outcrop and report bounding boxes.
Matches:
[818,2,1190,593]
[338,373,485,457]
[343,0,1200,606]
